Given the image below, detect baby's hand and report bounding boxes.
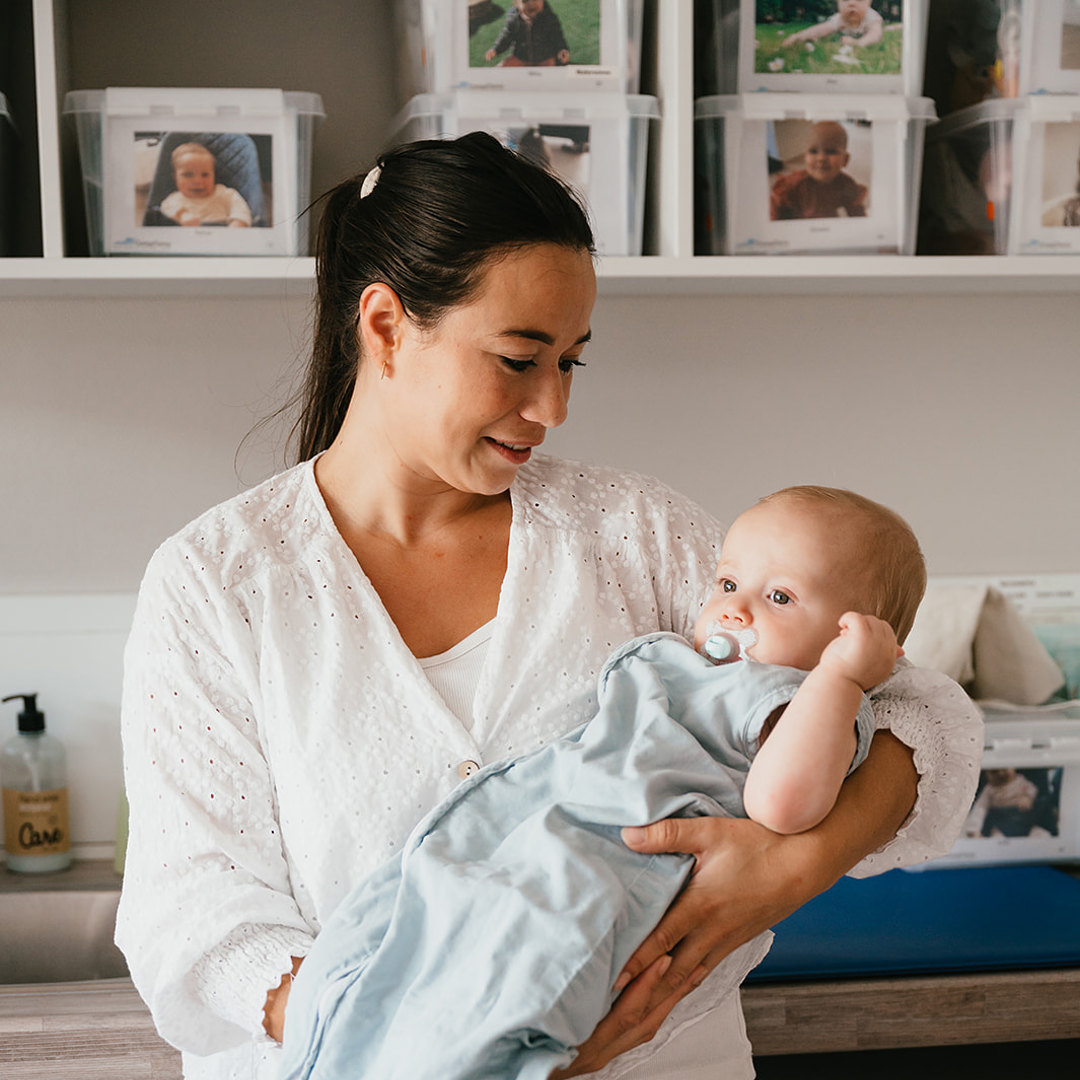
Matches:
[817,612,901,691]
[556,48,570,64]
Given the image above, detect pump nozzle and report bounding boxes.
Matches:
[2,694,46,733]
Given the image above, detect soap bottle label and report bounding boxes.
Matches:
[2,786,71,857]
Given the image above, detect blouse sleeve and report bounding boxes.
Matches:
[115,545,315,1055]
[848,663,984,878]
[647,486,725,643]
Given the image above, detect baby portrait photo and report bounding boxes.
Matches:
[506,122,590,188]
[1040,119,1080,228]
[963,767,1063,840]
[751,0,904,77]
[1065,0,1080,69]
[468,0,601,68]
[768,117,872,220]
[133,131,272,230]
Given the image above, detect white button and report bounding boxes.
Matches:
[457,760,480,780]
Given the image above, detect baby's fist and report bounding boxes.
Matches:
[819,612,900,690]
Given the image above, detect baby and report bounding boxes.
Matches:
[484,0,571,67]
[280,486,933,1080]
[770,121,869,220]
[159,142,252,228]
[783,0,885,49]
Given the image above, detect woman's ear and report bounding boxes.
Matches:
[356,282,407,372]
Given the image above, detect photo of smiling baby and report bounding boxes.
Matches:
[769,118,872,220]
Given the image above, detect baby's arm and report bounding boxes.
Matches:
[742,613,900,835]
[783,20,836,46]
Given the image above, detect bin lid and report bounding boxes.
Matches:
[696,94,935,123]
[398,90,659,126]
[925,98,1025,143]
[63,88,325,120]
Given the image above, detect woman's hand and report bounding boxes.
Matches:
[263,956,304,1043]
[548,954,687,1078]
[616,731,918,1016]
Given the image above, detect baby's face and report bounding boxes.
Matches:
[517,0,545,19]
[838,0,873,26]
[694,500,862,670]
[804,124,850,184]
[174,151,216,199]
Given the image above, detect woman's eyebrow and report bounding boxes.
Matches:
[498,328,592,346]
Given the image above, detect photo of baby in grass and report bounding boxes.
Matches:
[469,0,601,68]
[752,0,904,77]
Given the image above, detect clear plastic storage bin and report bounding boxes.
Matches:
[1018,0,1080,94]
[700,0,927,96]
[394,0,645,95]
[392,91,658,256]
[922,0,1023,118]
[0,93,13,256]
[923,1,1080,111]
[695,93,935,255]
[1012,95,1080,253]
[62,88,325,256]
[917,98,1018,254]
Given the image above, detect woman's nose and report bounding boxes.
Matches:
[521,368,570,429]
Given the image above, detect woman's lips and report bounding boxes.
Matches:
[486,438,536,465]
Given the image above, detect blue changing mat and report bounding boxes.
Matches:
[747,865,1080,982]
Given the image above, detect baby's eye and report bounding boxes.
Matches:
[721,579,736,593]
[768,589,791,605]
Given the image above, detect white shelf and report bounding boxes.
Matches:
[2,255,1079,298]
[3,0,1078,299]
[0,256,319,297]
[596,254,1080,294]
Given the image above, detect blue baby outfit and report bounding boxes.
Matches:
[280,633,876,1080]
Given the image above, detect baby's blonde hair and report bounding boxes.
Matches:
[171,142,214,168]
[757,486,926,644]
[810,120,849,150]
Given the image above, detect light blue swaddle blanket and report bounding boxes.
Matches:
[280,632,875,1080]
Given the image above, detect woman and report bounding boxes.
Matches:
[117,133,981,1080]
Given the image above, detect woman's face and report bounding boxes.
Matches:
[382,242,596,497]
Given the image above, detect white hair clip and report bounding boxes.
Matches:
[360,164,382,199]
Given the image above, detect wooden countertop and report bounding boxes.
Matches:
[742,966,1080,1055]
[3,966,1079,1073]
[2,862,1078,1068]
[0,979,181,1079]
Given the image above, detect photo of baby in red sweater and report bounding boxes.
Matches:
[768,118,872,220]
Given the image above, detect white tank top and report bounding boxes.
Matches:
[416,620,495,732]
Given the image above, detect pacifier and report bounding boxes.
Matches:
[700,621,757,664]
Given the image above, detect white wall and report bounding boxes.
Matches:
[4,289,1078,594]
[2,288,1078,849]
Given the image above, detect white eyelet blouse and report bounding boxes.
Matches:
[116,454,983,1080]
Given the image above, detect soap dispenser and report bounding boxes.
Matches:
[1,694,73,872]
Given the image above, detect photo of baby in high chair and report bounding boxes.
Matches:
[769,118,871,220]
[752,0,905,77]
[160,142,252,227]
[135,130,270,231]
